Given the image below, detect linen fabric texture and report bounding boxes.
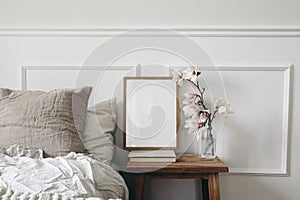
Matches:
[0,87,92,157]
[81,98,117,163]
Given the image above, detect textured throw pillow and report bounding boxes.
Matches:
[0,87,92,157]
[81,98,117,163]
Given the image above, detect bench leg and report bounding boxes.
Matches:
[135,174,145,200]
[208,173,221,200]
[201,179,209,200]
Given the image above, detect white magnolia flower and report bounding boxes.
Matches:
[185,118,201,134]
[177,67,233,135]
[185,115,207,135]
[214,99,233,118]
[199,110,210,123]
[182,104,200,118]
[182,91,199,105]
[172,69,184,86]
[182,66,198,83]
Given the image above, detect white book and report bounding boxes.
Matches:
[129,157,176,163]
[128,150,176,158]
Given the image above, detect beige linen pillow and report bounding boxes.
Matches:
[0,87,92,157]
[81,98,117,162]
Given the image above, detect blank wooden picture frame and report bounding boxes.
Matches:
[123,77,178,150]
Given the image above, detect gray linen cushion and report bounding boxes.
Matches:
[0,87,92,157]
[81,98,117,163]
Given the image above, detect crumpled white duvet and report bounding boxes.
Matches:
[0,146,128,200]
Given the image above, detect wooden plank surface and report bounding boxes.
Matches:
[127,154,229,173]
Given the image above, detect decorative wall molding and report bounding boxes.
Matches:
[3,27,300,37]
[223,65,291,176]
[21,65,138,90]
[172,65,291,176]
[21,65,292,176]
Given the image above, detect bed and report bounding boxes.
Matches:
[0,87,128,200]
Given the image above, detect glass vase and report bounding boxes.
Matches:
[200,128,216,159]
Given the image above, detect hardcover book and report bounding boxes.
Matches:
[128,150,176,163]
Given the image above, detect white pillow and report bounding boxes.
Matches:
[81,98,117,163]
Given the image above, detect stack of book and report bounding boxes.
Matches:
[128,150,176,163]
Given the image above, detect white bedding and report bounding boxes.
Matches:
[0,145,128,200]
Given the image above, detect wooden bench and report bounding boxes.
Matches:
[126,154,229,200]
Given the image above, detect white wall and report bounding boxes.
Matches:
[1,0,300,27]
[0,1,300,200]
